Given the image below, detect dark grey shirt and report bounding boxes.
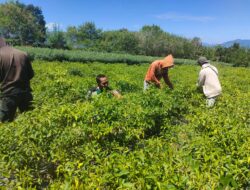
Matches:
[0,46,34,95]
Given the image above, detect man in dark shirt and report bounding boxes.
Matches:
[0,38,34,122]
[86,74,121,100]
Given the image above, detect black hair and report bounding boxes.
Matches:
[96,74,107,83]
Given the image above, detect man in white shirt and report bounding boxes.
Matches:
[197,57,222,107]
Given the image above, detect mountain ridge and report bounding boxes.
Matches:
[203,39,250,48]
[220,39,250,48]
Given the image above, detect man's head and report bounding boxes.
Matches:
[161,54,174,69]
[197,56,209,66]
[96,74,109,90]
[0,37,7,48]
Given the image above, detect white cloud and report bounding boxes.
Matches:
[155,12,215,22]
[46,22,64,31]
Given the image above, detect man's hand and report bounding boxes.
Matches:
[156,83,161,89]
[162,68,174,90]
[112,90,122,98]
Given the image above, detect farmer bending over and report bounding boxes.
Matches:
[144,54,174,90]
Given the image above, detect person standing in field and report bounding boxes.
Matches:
[86,74,121,100]
[197,56,222,107]
[0,37,34,122]
[144,54,174,90]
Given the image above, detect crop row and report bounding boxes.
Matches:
[17,46,196,65]
[0,61,249,189]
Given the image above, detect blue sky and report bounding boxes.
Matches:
[1,0,250,44]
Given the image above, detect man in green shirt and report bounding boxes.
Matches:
[86,74,121,100]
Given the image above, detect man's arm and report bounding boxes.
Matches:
[86,90,92,100]
[0,59,3,82]
[145,62,161,87]
[197,70,205,87]
[111,90,122,98]
[162,68,173,89]
[86,87,97,100]
[26,56,34,80]
[196,70,205,92]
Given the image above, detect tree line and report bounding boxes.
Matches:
[0,1,249,66]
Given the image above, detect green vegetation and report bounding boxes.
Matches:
[1,1,250,67]
[17,46,195,65]
[0,1,46,46]
[0,1,249,187]
[0,60,249,189]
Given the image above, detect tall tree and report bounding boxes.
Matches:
[191,37,203,58]
[0,1,46,46]
[138,25,168,56]
[46,24,67,49]
[25,4,46,45]
[99,30,139,54]
[77,22,102,49]
[65,22,102,49]
[65,26,78,49]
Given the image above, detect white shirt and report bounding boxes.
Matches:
[198,63,222,98]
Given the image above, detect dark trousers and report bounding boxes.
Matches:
[0,92,33,122]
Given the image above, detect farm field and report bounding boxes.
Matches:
[0,60,249,189]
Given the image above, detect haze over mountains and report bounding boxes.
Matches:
[204,39,250,48]
[220,39,250,48]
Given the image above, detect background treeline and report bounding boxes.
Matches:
[17,46,197,65]
[0,1,249,67]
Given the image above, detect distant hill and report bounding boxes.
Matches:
[220,39,250,48]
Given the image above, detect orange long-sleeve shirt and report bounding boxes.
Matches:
[144,60,163,85]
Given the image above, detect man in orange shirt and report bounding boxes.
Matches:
[144,54,174,90]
